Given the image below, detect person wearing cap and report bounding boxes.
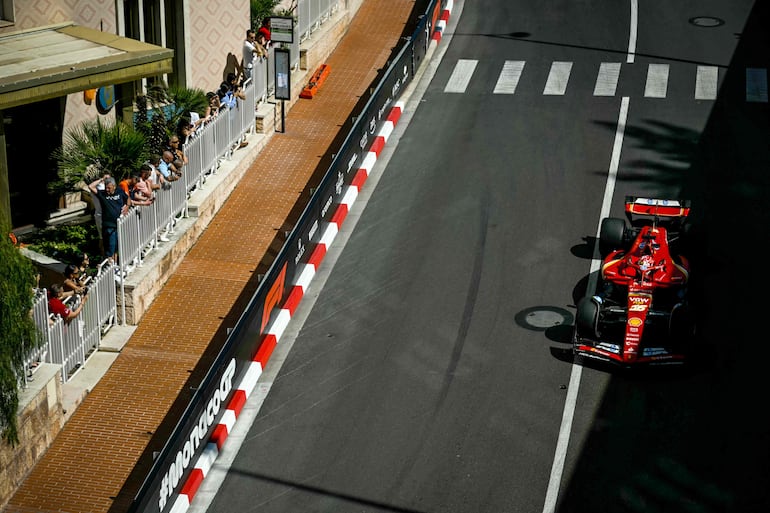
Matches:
[88,175,131,263]
[257,17,271,46]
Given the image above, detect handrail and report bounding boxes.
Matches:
[23,77,261,380]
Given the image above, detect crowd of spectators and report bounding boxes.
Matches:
[46,252,92,326]
[242,22,270,81]
[46,18,275,319]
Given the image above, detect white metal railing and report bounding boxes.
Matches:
[252,55,269,103]
[297,0,338,43]
[20,21,311,383]
[24,260,117,384]
[113,84,257,323]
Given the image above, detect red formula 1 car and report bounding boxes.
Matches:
[573,197,695,366]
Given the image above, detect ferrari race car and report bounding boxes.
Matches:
[573,197,695,366]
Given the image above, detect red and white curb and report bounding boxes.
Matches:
[171,4,458,509]
[432,0,454,46]
[169,101,406,513]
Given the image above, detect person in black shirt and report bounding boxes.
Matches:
[88,176,131,263]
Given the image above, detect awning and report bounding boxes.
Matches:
[0,23,173,110]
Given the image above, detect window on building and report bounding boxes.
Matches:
[0,0,14,23]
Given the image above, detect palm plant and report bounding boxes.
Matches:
[250,0,281,29]
[50,118,148,194]
[167,84,208,124]
[137,83,207,154]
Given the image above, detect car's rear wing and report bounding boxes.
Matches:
[624,196,691,220]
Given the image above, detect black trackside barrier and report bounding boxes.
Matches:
[128,2,444,512]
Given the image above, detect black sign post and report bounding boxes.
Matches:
[274,47,290,133]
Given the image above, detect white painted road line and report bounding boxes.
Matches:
[644,63,669,98]
[493,60,526,94]
[695,65,719,100]
[627,0,638,63]
[542,96,630,513]
[594,62,621,96]
[543,61,573,95]
[444,59,478,93]
[746,68,768,102]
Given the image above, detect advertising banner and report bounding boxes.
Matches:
[128,1,440,511]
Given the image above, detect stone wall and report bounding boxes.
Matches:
[0,365,64,511]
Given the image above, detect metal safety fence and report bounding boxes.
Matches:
[114,82,257,323]
[297,0,339,43]
[23,84,258,383]
[20,1,332,387]
[24,259,117,384]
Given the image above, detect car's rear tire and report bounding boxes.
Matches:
[576,297,600,339]
[599,217,626,256]
[669,304,695,348]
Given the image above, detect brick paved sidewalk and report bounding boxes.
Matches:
[4,1,417,512]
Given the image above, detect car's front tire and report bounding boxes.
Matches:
[599,217,627,256]
[576,296,600,339]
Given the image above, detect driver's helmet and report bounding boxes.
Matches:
[639,254,654,270]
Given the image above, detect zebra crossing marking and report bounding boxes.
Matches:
[594,62,621,96]
[746,68,768,102]
[695,66,719,100]
[543,62,573,95]
[493,60,526,94]
[444,59,477,93]
[644,64,669,98]
[444,59,767,102]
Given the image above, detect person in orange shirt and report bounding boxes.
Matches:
[118,175,137,196]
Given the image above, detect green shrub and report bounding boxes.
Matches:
[22,223,101,266]
[0,213,41,446]
[251,0,282,29]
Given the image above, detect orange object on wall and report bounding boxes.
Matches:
[83,89,97,105]
[300,64,331,99]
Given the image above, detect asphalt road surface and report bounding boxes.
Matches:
[194,1,769,512]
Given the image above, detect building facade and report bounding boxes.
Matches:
[0,0,250,228]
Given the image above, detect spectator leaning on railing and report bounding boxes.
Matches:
[159,151,182,182]
[242,29,267,81]
[118,174,137,197]
[258,17,271,48]
[130,172,154,206]
[146,154,170,190]
[76,252,90,276]
[62,264,87,295]
[140,163,162,194]
[203,92,220,123]
[176,117,198,146]
[47,283,87,324]
[166,135,188,168]
[88,175,131,264]
[218,72,246,109]
[256,32,269,59]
